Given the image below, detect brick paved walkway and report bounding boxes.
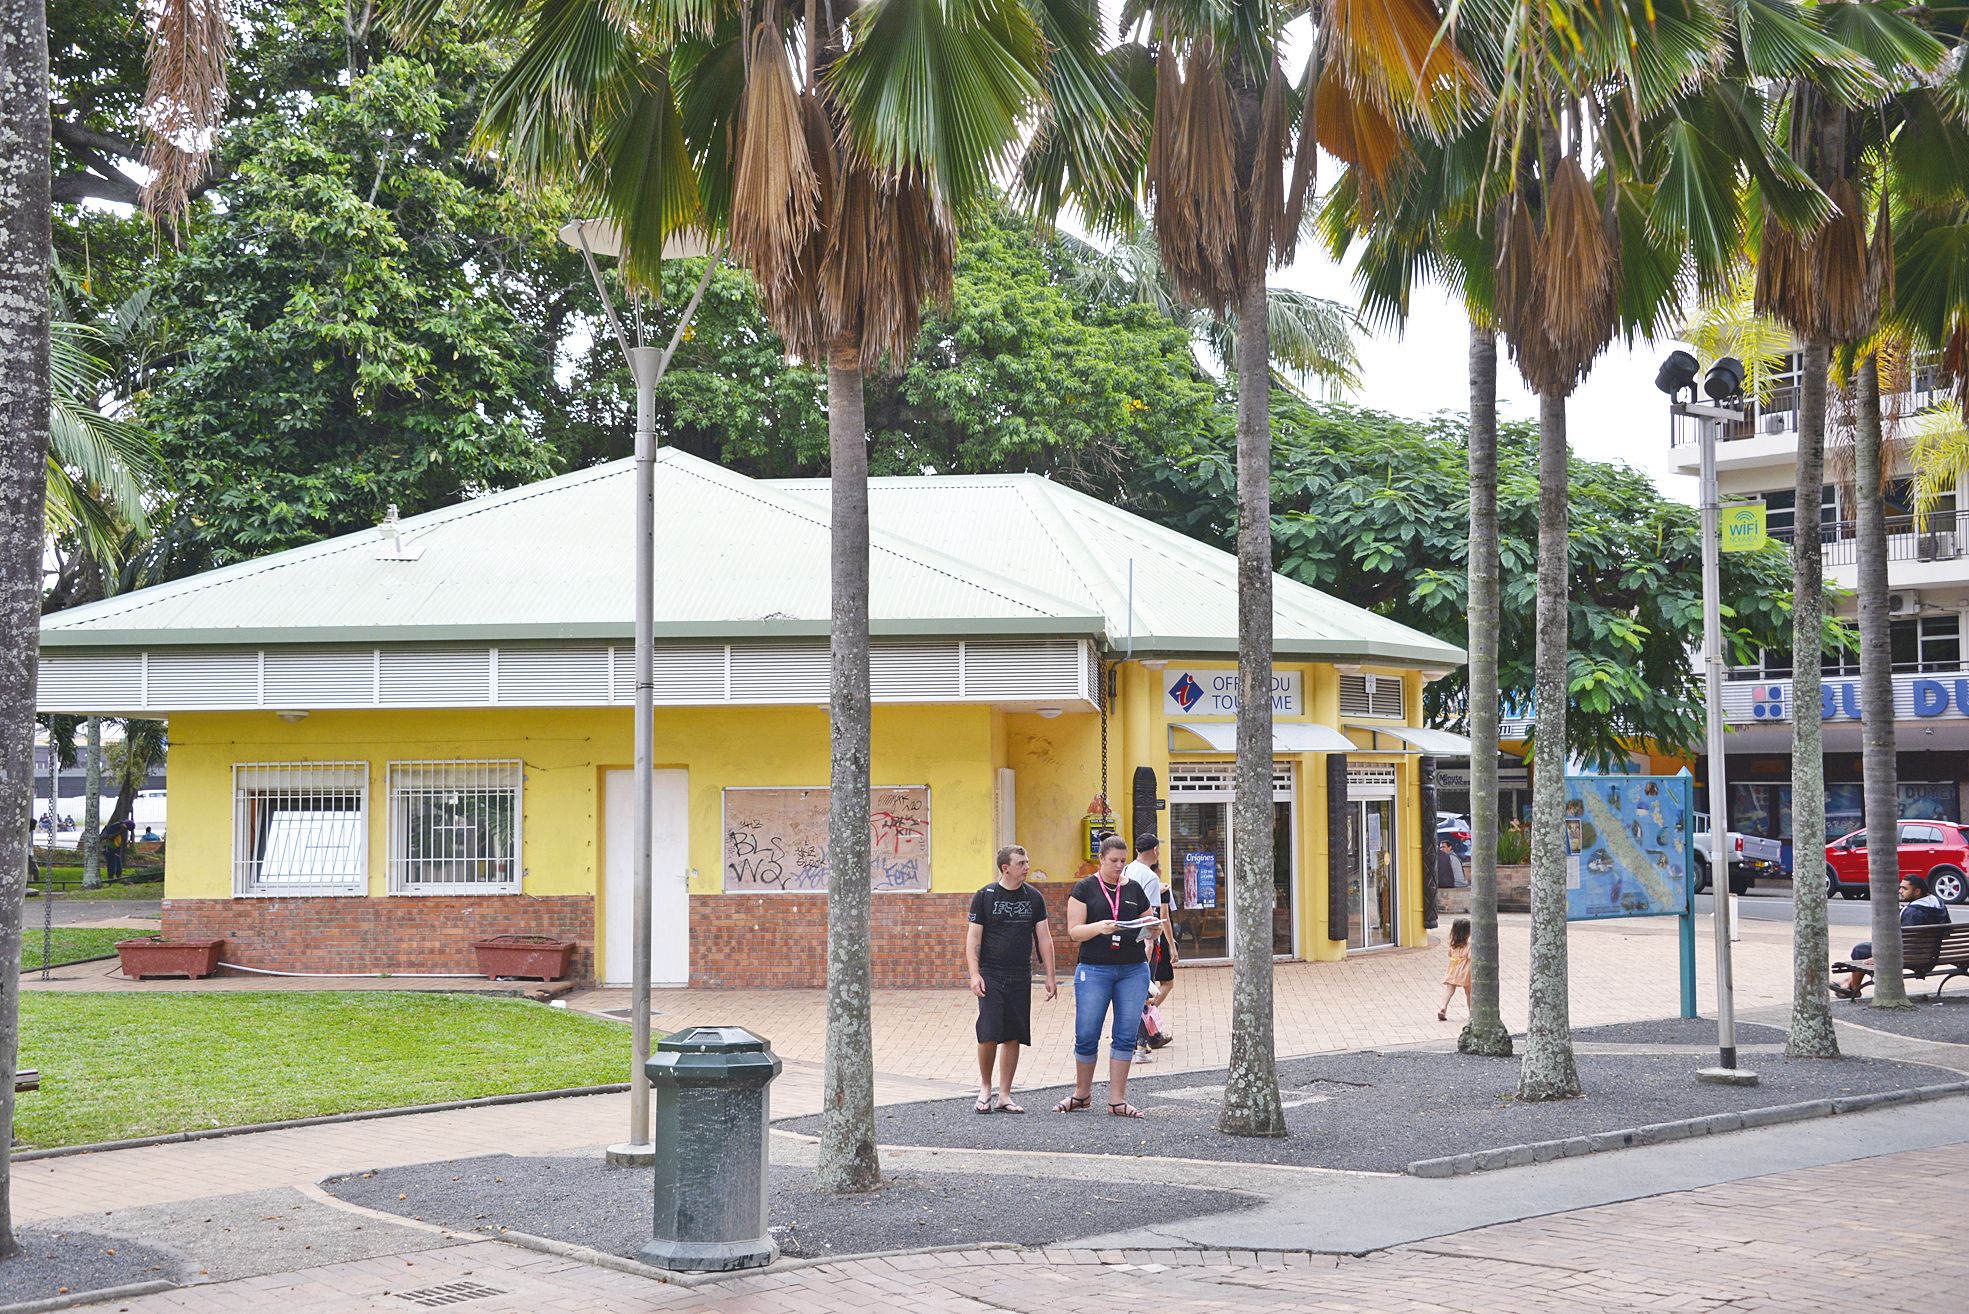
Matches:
[73,1140,1964,1312]
[571,912,1799,1090]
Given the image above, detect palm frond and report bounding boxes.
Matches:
[141,0,232,232]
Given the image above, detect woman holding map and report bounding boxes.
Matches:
[1055,834,1159,1118]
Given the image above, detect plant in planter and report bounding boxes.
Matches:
[116,938,226,979]
[472,934,576,981]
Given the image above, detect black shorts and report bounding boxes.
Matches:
[1852,941,1872,961]
[1149,940,1175,983]
[976,973,1034,1045]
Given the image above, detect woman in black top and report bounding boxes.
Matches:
[1054,833,1158,1117]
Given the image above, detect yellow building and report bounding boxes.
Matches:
[36,451,1465,986]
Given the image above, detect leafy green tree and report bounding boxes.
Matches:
[136,48,586,561]
[1153,398,1816,762]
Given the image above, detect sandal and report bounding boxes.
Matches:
[975,1093,997,1114]
[1437,1010,1448,1021]
[1107,1101,1146,1119]
[1053,1094,1091,1113]
[997,1098,1027,1114]
[1832,985,1861,1000]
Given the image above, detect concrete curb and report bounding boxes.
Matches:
[490,1228,1019,1289]
[0,1279,178,1314]
[1405,1080,1969,1178]
[15,1083,631,1163]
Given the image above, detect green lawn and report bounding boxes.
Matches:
[16,992,632,1149]
[21,928,152,971]
[31,877,165,900]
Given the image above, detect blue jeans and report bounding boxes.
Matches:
[1072,960,1151,1062]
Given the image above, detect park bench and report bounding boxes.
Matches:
[14,1070,36,1093]
[1833,922,1969,1000]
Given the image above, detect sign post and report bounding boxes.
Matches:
[1561,773,1697,1019]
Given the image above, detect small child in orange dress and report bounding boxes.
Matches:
[1438,917,1472,1021]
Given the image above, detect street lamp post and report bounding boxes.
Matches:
[557,219,718,1163]
[1658,350,1759,1085]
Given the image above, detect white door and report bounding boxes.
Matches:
[604,769,690,987]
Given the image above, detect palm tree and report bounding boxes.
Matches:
[452,0,1115,1190]
[1445,0,1838,1098]
[1094,0,1466,1136]
[0,0,54,1259]
[1061,227,1363,393]
[1755,1,1962,1015]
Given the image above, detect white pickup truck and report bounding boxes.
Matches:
[1692,813,1786,894]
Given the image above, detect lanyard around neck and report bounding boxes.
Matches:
[1098,877,1124,920]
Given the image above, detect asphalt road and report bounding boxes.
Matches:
[1693,887,1969,926]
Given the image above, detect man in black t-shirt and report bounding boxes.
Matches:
[965,844,1058,1114]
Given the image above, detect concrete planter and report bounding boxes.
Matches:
[1438,885,1472,916]
[116,938,225,979]
[1496,863,1532,913]
[473,935,576,981]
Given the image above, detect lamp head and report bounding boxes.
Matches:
[1704,356,1746,402]
[1654,350,1700,402]
[555,219,710,262]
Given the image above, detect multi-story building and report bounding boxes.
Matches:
[1674,350,1967,859]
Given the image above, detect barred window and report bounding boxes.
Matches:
[233,762,370,896]
[387,760,523,894]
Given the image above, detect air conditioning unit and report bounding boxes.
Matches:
[1919,531,1959,563]
[1761,414,1787,434]
[1888,591,1922,617]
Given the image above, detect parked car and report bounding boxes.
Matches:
[1692,814,1786,895]
[1435,812,1472,860]
[1825,821,1969,905]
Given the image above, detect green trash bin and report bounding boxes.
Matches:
[638,1026,782,1272]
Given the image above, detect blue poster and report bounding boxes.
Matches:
[1563,775,1692,921]
[1184,851,1219,909]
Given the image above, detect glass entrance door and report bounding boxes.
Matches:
[1346,797,1398,950]
[1168,790,1296,962]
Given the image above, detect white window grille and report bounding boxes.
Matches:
[1167,766,1294,798]
[233,762,370,896]
[1339,673,1405,719]
[386,760,524,894]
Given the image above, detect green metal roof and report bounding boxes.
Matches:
[41,451,1464,668]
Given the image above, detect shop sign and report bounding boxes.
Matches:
[1720,501,1767,553]
[1752,677,1969,722]
[1164,669,1303,717]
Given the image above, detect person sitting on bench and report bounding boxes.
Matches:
[1836,876,1950,998]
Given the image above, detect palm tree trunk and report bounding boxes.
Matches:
[1460,324,1512,1057]
[0,0,53,1255]
[1219,270,1286,1139]
[1518,389,1581,1101]
[1855,353,1909,1008]
[818,345,880,1192]
[1787,342,1839,1055]
[81,717,101,888]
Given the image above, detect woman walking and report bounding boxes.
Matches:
[1056,834,1159,1118]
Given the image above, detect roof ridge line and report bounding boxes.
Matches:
[1021,482,1178,642]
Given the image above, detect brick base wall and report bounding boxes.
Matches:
[690,884,1087,989]
[161,896,596,981]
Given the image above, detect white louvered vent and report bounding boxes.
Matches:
[498,647,611,705]
[964,640,1083,698]
[627,645,727,704]
[264,648,374,707]
[379,647,491,705]
[1168,765,1294,796]
[37,653,144,710]
[729,643,830,702]
[872,644,961,700]
[1339,673,1405,719]
[147,648,259,708]
[1347,762,1399,794]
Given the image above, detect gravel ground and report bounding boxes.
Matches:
[1837,993,1969,1044]
[0,1226,181,1306]
[1567,1018,1789,1046]
[324,1156,1256,1260]
[777,1048,1960,1173]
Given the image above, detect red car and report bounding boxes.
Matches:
[1825,821,1969,905]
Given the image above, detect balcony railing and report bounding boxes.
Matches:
[1672,362,1954,447]
[1765,509,1969,567]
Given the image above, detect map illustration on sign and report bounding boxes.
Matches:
[1562,775,1691,921]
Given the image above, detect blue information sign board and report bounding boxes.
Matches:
[1562,774,1694,921]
